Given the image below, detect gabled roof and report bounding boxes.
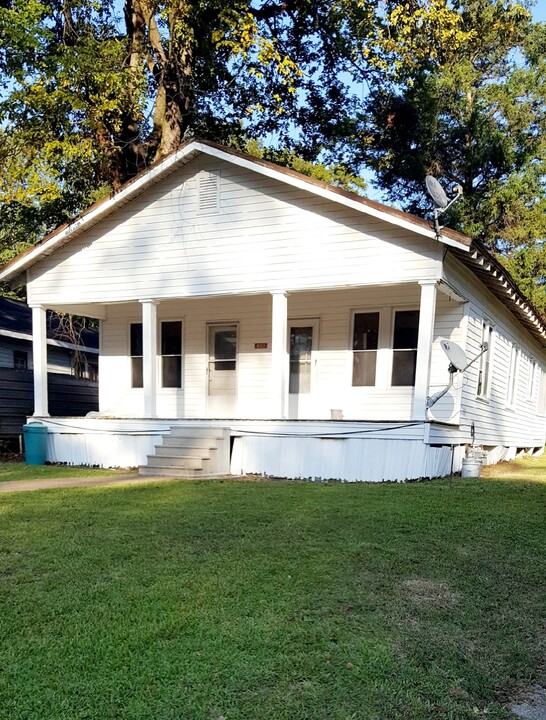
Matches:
[0,138,471,287]
[450,241,546,344]
[0,138,543,345]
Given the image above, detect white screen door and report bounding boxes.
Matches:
[207,324,237,416]
[288,320,318,418]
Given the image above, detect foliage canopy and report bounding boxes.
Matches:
[0,0,545,311]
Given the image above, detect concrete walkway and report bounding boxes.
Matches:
[0,473,179,493]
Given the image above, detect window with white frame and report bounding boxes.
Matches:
[527,359,538,402]
[130,323,143,388]
[391,310,419,386]
[538,370,546,416]
[352,311,379,386]
[161,321,182,388]
[506,344,519,407]
[477,321,493,399]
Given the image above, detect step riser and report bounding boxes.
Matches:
[139,466,211,478]
[168,428,229,440]
[160,438,218,450]
[146,456,204,470]
[155,446,213,459]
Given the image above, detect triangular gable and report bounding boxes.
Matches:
[0,138,470,285]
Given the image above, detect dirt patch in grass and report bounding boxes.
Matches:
[401,578,461,607]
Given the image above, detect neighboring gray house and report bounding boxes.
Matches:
[0,297,98,445]
[0,139,545,479]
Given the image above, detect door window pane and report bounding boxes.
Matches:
[352,312,379,386]
[290,326,313,394]
[208,325,237,395]
[392,310,419,386]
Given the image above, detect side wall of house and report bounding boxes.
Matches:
[27,154,442,306]
[100,283,463,421]
[444,254,546,451]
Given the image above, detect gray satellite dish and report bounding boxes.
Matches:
[425,175,463,236]
[427,338,489,410]
[426,175,449,209]
[440,339,468,371]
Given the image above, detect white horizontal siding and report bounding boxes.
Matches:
[444,254,546,448]
[99,284,461,422]
[28,155,442,306]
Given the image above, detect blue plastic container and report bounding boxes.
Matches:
[23,422,48,465]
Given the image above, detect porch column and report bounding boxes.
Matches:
[412,281,437,420]
[271,291,289,419]
[31,305,49,417]
[140,299,158,418]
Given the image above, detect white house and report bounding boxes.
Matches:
[1,138,545,480]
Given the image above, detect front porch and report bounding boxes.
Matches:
[36,417,470,482]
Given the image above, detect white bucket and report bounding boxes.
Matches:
[461,458,481,477]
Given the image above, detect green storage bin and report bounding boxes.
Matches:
[23,422,48,465]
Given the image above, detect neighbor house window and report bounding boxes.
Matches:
[352,312,379,386]
[130,323,143,388]
[13,350,28,370]
[506,344,519,407]
[477,321,493,399]
[161,321,182,388]
[391,310,419,386]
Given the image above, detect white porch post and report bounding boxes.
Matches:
[31,305,49,417]
[140,299,158,418]
[413,281,437,420]
[271,291,289,419]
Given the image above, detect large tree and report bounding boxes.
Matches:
[359,1,546,311]
[0,1,470,233]
[2,0,545,312]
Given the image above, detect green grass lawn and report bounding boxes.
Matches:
[0,460,127,483]
[0,463,544,719]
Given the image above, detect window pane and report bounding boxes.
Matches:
[163,356,181,388]
[13,350,28,370]
[352,351,377,386]
[353,313,379,350]
[289,326,313,394]
[392,350,417,386]
[132,356,143,388]
[214,330,236,370]
[393,311,419,349]
[130,323,143,356]
[161,321,181,356]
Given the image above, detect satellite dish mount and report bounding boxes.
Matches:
[425,176,463,237]
[426,339,488,410]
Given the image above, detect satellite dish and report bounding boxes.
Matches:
[427,338,488,410]
[425,175,463,237]
[440,339,468,371]
[426,175,449,210]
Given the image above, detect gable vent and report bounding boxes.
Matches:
[198,172,220,213]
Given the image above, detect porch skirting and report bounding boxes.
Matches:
[33,417,472,482]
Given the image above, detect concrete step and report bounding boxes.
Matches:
[146,454,204,470]
[168,427,229,440]
[138,465,218,478]
[154,444,213,459]
[159,436,219,450]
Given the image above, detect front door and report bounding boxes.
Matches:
[207,323,237,416]
[288,320,318,419]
